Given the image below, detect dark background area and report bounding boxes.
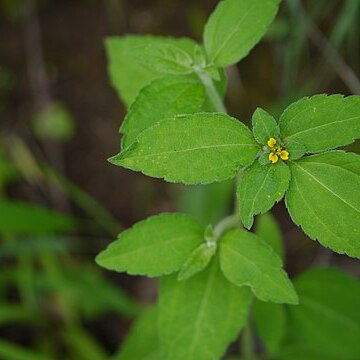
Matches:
[0,0,359,358]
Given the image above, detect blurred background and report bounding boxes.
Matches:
[0,0,359,359]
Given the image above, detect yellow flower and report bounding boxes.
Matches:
[269,152,279,164]
[267,138,277,148]
[266,137,290,164]
[280,150,289,161]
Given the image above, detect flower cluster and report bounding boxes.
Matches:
[267,138,289,164]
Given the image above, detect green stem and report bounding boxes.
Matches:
[213,214,241,240]
[196,70,227,113]
[197,66,258,360]
[242,322,257,360]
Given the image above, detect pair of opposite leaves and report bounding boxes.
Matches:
[111,94,360,259]
[96,212,298,306]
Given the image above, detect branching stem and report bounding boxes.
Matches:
[196,70,227,113]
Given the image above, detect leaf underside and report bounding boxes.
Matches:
[106,36,198,107]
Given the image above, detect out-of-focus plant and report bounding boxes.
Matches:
[0,138,138,360]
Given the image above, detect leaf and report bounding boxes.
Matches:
[219,229,298,304]
[279,94,360,153]
[129,43,194,75]
[204,0,281,66]
[251,108,280,145]
[285,141,306,161]
[286,151,360,259]
[106,36,198,107]
[253,301,286,355]
[96,213,203,277]
[111,113,259,185]
[159,258,251,360]
[0,201,74,235]
[287,267,360,359]
[255,212,284,260]
[114,307,163,360]
[121,75,205,148]
[177,243,216,281]
[237,162,291,229]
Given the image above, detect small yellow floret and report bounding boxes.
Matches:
[280,150,289,160]
[267,138,277,148]
[269,152,279,164]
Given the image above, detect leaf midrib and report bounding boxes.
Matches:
[124,143,257,161]
[102,234,199,262]
[293,162,360,215]
[222,242,292,300]
[284,115,360,142]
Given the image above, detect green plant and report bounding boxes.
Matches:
[0,142,137,359]
[96,0,360,359]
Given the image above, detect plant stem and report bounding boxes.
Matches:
[196,70,227,113]
[242,322,257,360]
[213,214,241,240]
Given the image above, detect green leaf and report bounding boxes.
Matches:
[286,151,360,258]
[0,201,74,235]
[111,113,259,185]
[114,307,163,360]
[129,43,194,75]
[177,243,216,281]
[204,0,281,67]
[285,141,306,161]
[258,152,270,165]
[106,36,198,107]
[253,301,286,355]
[159,258,251,360]
[121,75,205,148]
[96,213,203,277]
[255,212,284,260]
[251,108,280,145]
[280,94,360,153]
[288,267,360,359]
[237,162,291,229]
[219,229,298,304]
